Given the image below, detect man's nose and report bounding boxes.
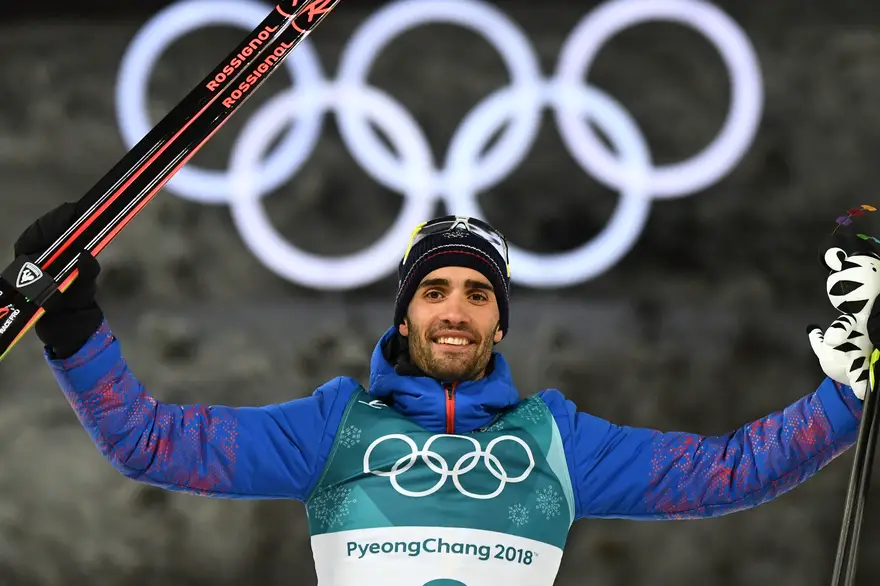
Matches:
[438,294,470,324]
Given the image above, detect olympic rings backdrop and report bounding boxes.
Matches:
[6,3,880,586]
[114,0,763,290]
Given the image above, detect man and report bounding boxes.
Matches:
[13,204,874,586]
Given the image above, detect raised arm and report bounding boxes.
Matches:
[13,202,351,500]
[48,319,353,500]
[540,378,862,520]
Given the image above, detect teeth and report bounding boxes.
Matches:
[436,337,470,346]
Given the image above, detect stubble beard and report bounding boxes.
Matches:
[406,321,496,382]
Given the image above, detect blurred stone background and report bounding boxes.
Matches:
[2,0,880,584]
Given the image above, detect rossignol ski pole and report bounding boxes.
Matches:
[0,0,343,363]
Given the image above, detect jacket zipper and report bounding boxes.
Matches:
[444,382,457,434]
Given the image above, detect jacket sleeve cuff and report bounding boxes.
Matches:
[45,318,120,391]
[816,377,863,439]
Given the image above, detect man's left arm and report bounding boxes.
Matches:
[539,377,862,521]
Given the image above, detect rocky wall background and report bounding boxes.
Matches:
[2,0,880,584]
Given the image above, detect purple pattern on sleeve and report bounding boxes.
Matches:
[645,392,848,519]
[59,355,239,497]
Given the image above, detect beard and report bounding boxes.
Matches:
[406,320,496,382]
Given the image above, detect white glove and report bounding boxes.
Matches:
[808,247,880,399]
[808,315,874,399]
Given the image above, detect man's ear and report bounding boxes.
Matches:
[494,324,503,343]
[398,319,409,337]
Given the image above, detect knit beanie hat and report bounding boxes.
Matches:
[393,222,511,338]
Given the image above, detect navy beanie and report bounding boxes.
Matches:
[393,228,510,337]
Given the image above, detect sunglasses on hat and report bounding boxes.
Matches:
[403,215,511,278]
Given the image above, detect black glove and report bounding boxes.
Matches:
[13,202,104,359]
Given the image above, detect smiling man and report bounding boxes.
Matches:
[402,270,502,382]
[15,208,872,586]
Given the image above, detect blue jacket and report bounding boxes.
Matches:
[48,319,864,520]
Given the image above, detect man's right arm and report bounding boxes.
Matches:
[47,318,353,501]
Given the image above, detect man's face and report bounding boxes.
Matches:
[399,266,503,382]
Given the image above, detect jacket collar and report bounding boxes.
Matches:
[368,326,520,433]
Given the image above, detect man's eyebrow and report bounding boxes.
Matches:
[465,279,494,291]
[417,278,493,291]
[418,278,450,289]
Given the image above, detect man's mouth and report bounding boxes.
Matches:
[433,336,473,347]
